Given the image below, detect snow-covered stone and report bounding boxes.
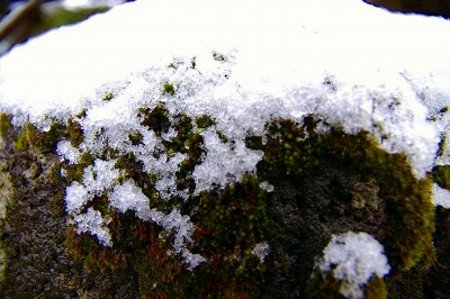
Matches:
[0,0,449,279]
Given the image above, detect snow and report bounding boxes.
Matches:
[109,179,205,268]
[251,241,270,263]
[318,231,391,299]
[73,207,112,246]
[0,0,449,267]
[433,183,450,209]
[62,0,127,8]
[64,181,89,213]
[56,140,81,164]
[193,127,263,194]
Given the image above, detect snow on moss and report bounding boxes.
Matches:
[251,241,270,263]
[56,140,81,164]
[318,231,391,299]
[0,0,449,268]
[73,207,112,246]
[193,127,263,194]
[433,183,450,209]
[109,179,205,268]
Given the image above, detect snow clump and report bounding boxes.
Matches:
[318,231,391,299]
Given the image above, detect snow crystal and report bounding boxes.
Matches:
[193,128,263,194]
[74,208,112,246]
[108,180,205,268]
[181,250,207,271]
[65,181,89,214]
[433,183,450,209]
[108,179,151,215]
[251,241,270,263]
[62,159,121,245]
[56,140,81,164]
[318,231,391,299]
[151,152,187,200]
[82,159,120,196]
[259,181,274,193]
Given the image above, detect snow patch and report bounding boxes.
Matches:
[318,231,391,299]
[56,140,81,164]
[433,183,450,209]
[73,208,112,246]
[251,241,270,263]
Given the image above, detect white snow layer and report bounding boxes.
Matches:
[0,0,449,267]
[319,231,391,299]
[433,183,450,209]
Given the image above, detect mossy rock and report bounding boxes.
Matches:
[0,106,441,297]
[0,1,449,297]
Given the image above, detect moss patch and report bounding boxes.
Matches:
[14,122,65,153]
[0,114,12,138]
[252,117,434,295]
[162,82,176,96]
[0,105,438,297]
[432,165,450,190]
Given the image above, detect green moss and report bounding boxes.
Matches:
[168,62,180,70]
[195,115,215,129]
[139,105,171,137]
[14,128,29,152]
[0,114,12,138]
[305,270,345,299]
[194,176,269,256]
[162,82,176,96]
[156,175,270,296]
[365,276,387,299]
[432,165,450,190]
[67,118,84,147]
[245,135,263,150]
[212,51,227,62]
[13,122,65,153]
[75,108,87,119]
[46,190,66,218]
[216,129,229,143]
[128,132,143,146]
[190,57,197,69]
[254,118,435,274]
[66,225,129,271]
[169,115,194,153]
[68,104,269,296]
[102,92,114,102]
[306,266,387,299]
[65,152,94,183]
[55,105,434,297]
